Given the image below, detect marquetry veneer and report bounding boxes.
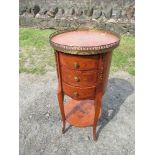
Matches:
[50,28,120,140]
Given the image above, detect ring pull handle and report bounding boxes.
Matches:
[74,62,79,69]
[73,92,79,97]
[74,76,79,82]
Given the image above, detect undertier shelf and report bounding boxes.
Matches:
[64,99,101,127]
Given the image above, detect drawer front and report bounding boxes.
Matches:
[62,82,95,100]
[61,66,98,87]
[59,52,99,70]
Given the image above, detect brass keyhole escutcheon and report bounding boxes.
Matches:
[74,76,79,82]
[73,92,79,97]
[74,62,79,69]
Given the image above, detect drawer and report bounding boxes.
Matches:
[61,66,98,87]
[59,52,99,70]
[62,82,95,100]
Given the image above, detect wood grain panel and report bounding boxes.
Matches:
[61,66,98,87]
[59,52,99,70]
[62,82,95,100]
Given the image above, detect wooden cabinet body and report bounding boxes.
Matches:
[50,29,120,140]
[55,51,112,140]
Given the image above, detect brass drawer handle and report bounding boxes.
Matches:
[73,92,79,97]
[74,62,79,69]
[74,76,79,82]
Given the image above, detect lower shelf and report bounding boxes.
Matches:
[64,99,101,127]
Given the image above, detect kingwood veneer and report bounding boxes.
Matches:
[50,28,120,140]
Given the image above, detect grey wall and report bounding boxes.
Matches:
[19,0,135,34]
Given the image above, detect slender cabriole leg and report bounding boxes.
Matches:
[93,93,102,141]
[57,86,66,133]
[92,54,104,141]
[55,51,66,133]
[92,52,112,140]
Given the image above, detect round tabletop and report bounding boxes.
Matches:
[50,29,120,55]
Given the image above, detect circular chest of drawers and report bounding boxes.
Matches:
[50,28,120,140]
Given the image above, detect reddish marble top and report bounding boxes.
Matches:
[51,30,119,47]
